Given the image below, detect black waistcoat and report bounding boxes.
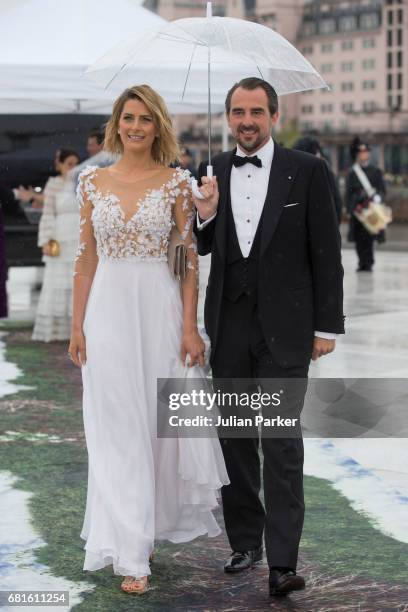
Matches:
[223,194,264,302]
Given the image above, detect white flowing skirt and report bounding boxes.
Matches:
[80,259,229,578]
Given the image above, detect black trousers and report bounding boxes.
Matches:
[352,216,374,269]
[211,294,309,570]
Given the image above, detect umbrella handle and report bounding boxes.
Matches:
[190,165,213,200]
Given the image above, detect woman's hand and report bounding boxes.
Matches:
[68,329,87,367]
[181,329,205,368]
[42,243,52,256]
[16,185,35,203]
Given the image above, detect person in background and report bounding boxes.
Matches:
[0,190,8,318]
[179,146,198,179]
[32,149,80,341]
[72,128,116,183]
[292,137,342,223]
[16,149,61,209]
[346,137,386,272]
[86,128,104,158]
[0,183,33,318]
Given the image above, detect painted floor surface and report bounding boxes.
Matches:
[0,248,407,611]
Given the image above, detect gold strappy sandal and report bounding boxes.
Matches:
[120,575,149,594]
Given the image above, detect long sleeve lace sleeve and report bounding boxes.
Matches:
[172,170,198,289]
[74,169,98,278]
[37,177,58,246]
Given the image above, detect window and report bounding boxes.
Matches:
[301,105,314,114]
[341,40,354,50]
[341,61,354,72]
[259,13,277,29]
[397,51,402,67]
[388,51,393,68]
[320,18,336,34]
[397,29,403,46]
[323,83,334,93]
[302,45,313,54]
[388,30,393,46]
[388,94,402,110]
[363,38,376,48]
[321,43,333,53]
[321,63,333,74]
[342,102,354,113]
[303,21,316,36]
[388,11,394,25]
[387,74,393,90]
[341,82,354,91]
[362,59,375,69]
[321,104,333,113]
[363,101,377,112]
[360,13,379,29]
[397,8,403,23]
[339,16,357,31]
[363,80,376,90]
[397,73,403,89]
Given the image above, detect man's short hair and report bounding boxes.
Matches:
[88,128,104,145]
[225,77,279,116]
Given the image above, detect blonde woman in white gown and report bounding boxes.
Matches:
[33,149,80,341]
[68,85,228,594]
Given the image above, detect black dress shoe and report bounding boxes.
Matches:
[357,265,372,272]
[269,568,305,596]
[224,546,263,573]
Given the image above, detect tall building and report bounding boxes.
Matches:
[296,0,408,171]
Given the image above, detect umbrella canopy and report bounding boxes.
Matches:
[86,12,328,107]
[86,2,327,179]
[0,0,165,114]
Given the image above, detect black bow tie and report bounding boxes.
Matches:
[232,154,262,168]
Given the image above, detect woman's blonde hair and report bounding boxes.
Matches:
[104,85,180,165]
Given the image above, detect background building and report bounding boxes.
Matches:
[144,0,408,175]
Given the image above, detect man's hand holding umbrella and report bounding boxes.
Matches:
[193,175,219,221]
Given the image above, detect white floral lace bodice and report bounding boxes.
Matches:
[74,165,197,285]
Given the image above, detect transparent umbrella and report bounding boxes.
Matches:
[86,2,327,192]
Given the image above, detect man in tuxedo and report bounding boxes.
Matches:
[346,137,386,272]
[193,78,344,596]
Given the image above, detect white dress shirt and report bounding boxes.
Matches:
[196,137,336,341]
[231,137,274,257]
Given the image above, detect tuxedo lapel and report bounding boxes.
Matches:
[260,142,298,257]
[215,150,234,262]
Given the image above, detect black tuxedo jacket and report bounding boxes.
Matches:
[195,142,345,368]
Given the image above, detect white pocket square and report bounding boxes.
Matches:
[284,202,300,208]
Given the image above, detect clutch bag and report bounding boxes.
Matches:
[168,226,187,280]
[47,239,60,257]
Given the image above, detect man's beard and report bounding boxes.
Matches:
[236,128,265,153]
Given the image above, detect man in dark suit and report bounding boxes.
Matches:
[346,137,386,272]
[193,78,344,596]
